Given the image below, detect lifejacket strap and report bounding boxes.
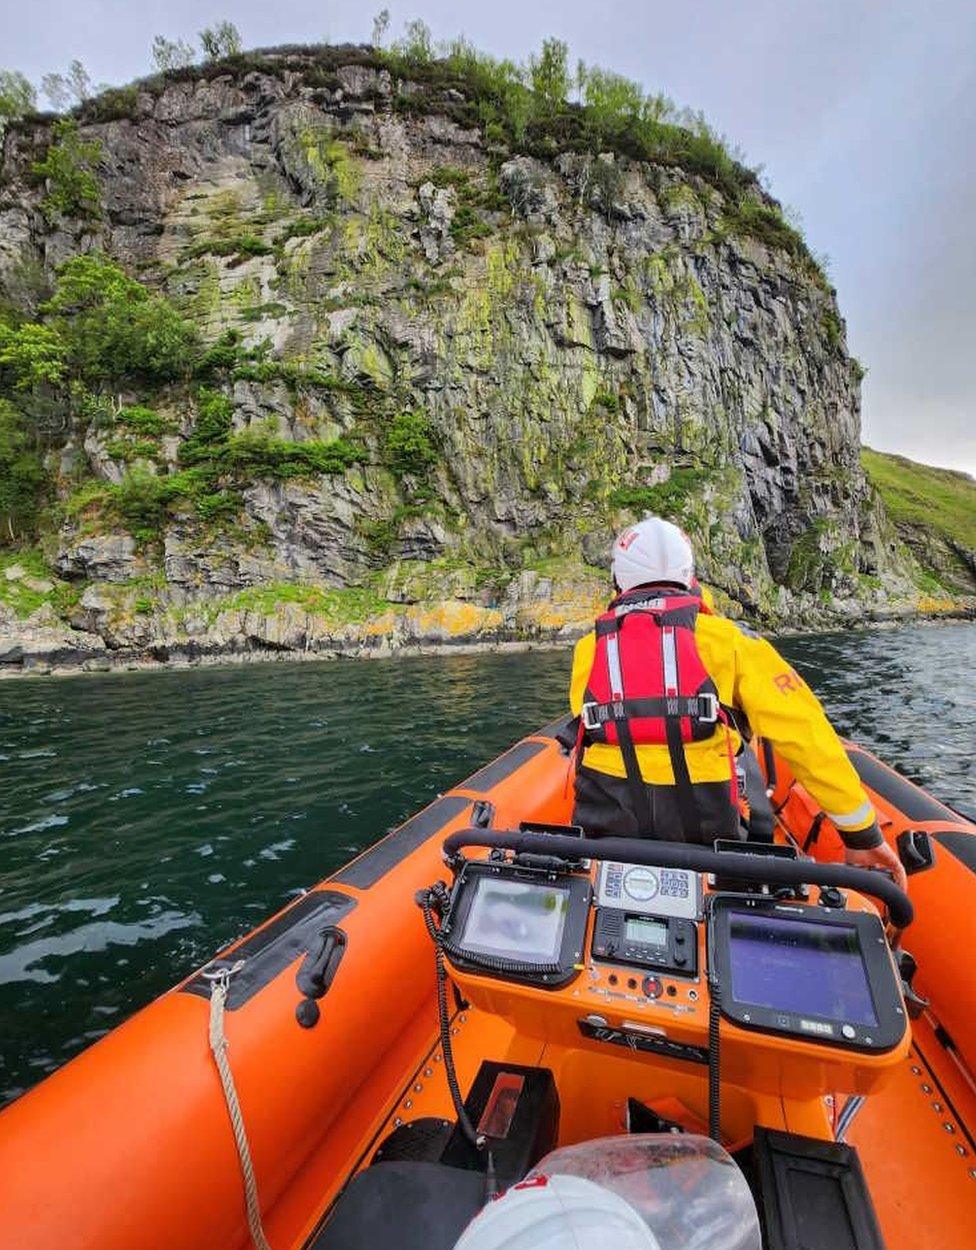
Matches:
[614,711,654,835]
[664,713,702,840]
[581,694,719,732]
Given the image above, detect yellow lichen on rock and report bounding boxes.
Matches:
[917,595,963,616]
[404,600,504,639]
[359,610,402,637]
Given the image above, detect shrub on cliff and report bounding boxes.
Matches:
[0,401,48,545]
[383,410,438,478]
[179,388,234,466]
[219,427,363,479]
[108,467,188,539]
[608,468,713,520]
[46,254,196,383]
[0,320,66,391]
[31,119,102,222]
[181,392,362,480]
[0,254,196,396]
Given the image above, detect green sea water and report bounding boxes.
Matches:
[1,623,973,1105]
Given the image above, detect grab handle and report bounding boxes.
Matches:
[295,927,347,1028]
[442,828,914,930]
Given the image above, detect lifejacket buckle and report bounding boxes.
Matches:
[581,702,601,732]
[699,693,720,723]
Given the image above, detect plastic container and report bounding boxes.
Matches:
[526,1133,761,1250]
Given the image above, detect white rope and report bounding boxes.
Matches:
[208,964,274,1250]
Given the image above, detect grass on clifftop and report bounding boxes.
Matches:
[861,448,976,550]
[10,33,821,283]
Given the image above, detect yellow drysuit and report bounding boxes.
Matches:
[570,602,880,847]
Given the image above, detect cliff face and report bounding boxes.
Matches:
[0,47,954,671]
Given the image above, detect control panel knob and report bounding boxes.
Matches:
[674,953,687,967]
[819,886,846,910]
[642,976,664,999]
[675,933,686,945]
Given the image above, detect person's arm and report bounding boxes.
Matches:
[732,629,907,890]
[569,632,596,716]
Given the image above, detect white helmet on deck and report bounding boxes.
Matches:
[453,1173,660,1250]
[610,516,694,591]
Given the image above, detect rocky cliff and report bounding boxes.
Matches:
[0,44,967,673]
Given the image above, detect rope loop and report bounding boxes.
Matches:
[208,961,273,1250]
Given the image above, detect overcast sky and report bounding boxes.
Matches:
[2,0,974,473]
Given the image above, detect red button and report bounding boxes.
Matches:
[642,976,664,999]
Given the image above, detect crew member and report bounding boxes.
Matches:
[570,516,907,890]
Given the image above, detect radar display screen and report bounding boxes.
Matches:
[729,912,878,1027]
[459,875,569,963]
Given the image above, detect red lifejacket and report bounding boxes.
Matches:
[581,588,721,747]
[579,584,737,838]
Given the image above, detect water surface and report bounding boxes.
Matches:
[1,622,973,1104]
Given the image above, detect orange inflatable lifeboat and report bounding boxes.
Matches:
[0,718,972,1250]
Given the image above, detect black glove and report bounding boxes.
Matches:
[840,819,884,851]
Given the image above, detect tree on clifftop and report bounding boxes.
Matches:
[0,70,35,141]
[41,59,93,110]
[529,38,571,112]
[398,20,434,63]
[151,35,196,73]
[371,9,391,48]
[199,21,242,61]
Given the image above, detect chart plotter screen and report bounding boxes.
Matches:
[459,876,569,962]
[728,912,878,1027]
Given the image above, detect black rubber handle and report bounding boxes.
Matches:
[896,829,935,876]
[296,926,346,999]
[761,738,777,792]
[441,829,914,930]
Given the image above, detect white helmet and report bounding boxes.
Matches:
[454,1174,660,1250]
[611,516,694,591]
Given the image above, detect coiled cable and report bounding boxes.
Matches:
[708,996,722,1143]
[419,887,482,1150]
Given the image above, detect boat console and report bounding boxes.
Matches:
[436,830,911,1099]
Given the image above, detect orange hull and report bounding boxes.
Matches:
[0,726,575,1250]
[0,721,973,1248]
[762,739,976,1247]
[766,740,976,1077]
